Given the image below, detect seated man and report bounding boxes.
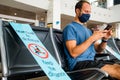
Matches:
[63,0,120,79]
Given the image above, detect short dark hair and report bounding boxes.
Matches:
[75,0,90,11]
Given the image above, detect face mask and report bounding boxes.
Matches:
[78,13,90,23]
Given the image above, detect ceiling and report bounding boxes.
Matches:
[0,0,47,22]
[0,0,46,13]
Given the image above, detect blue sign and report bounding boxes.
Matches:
[10,22,71,80]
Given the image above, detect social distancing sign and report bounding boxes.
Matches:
[10,22,71,80]
[28,43,49,59]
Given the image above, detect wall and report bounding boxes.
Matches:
[109,5,120,23]
[61,0,119,23]
[61,0,77,17]
[90,6,113,23]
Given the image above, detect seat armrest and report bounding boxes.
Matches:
[95,53,110,60]
[95,54,109,57]
[67,68,108,80]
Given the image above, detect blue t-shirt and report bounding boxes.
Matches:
[63,22,96,70]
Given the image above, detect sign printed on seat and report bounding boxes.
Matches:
[10,22,71,80]
[28,43,49,59]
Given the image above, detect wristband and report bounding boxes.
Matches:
[102,39,108,42]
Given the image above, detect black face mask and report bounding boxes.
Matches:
[78,13,90,23]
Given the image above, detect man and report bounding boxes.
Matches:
[63,0,120,79]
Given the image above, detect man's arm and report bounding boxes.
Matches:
[65,30,110,58]
[66,36,95,58]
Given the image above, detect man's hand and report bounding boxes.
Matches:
[91,30,113,42]
[91,30,106,41]
[103,30,113,40]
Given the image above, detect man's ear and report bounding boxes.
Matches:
[76,8,80,15]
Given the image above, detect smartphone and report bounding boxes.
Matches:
[104,24,112,30]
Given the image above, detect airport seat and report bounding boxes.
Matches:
[0,21,108,80]
[50,28,108,80]
[106,38,120,63]
[114,38,120,51]
[0,22,59,80]
[0,20,2,78]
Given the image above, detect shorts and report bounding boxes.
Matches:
[73,60,114,71]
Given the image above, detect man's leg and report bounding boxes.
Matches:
[101,64,120,80]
